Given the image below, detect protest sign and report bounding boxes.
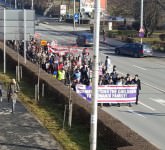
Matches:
[76,84,137,103]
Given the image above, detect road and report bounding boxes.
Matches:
[36,21,165,149]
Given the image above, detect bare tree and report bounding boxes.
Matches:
[108,0,165,36]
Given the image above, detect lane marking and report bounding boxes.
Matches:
[127,109,146,118]
[142,81,165,94]
[139,102,155,111]
[133,65,146,70]
[150,98,165,106]
[118,71,165,94]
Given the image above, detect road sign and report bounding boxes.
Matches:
[40,40,47,46]
[139,32,144,38]
[74,13,79,22]
[139,27,145,38]
[139,27,144,33]
[0,9,35,40]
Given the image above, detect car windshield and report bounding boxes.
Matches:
[143,44,152,49]
[86,35,93,40]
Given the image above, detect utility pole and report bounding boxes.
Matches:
[140,0,144,44]
[68,47,72,128]
[3,8,6,74]
[15,0,17,9]
[73,0,75,30]
[90,0,100,149]
[31,0,34,10]
[24,9,27,64]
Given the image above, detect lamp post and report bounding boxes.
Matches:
[90,0,100,149]
[15,0,17,9]
[3,8,6,74]
[140,0,144,44]
[73,0,75,30]
[31,0,34,10]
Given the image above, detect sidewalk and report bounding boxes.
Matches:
[0,90,63,150]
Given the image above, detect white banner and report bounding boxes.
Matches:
[76,84,137,103]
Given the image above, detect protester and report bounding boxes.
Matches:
[7,79,20,113]
[132,74,141,104]
[105,56,111,73]
[22,38,141,107]
[0,82,2,102]
[57,68,66,83]
[102,29,106,42]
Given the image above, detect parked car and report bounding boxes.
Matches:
[115,43,153,57]
[76,33,93,46]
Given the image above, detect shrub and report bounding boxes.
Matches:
[159,34,165,41]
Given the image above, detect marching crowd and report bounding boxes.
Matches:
[26,39,141,106]
[5,39,141,106]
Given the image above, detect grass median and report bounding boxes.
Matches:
[0,63,107,150]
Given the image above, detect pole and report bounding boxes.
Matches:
[37,63,40,101]
[31,0,34,10]
[68,47,72,128]
[90,0,100,149]
[42,83,44,97]
[16,41,20,82]
[73,0,75,30]
[79,1,80,25]
[3,8,6,74]
[15,0,17,9]
[24,9,26,64]
[140,0,144,44]
[63,105,67,129]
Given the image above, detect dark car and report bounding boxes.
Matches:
[115,43,153,57]
[76,33,93,46]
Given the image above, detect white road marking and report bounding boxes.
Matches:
[143,82,165,93]
[139,102,155,111]
[150,98,165,106]
[133,65,146,70]
[0,111,11,115]
[118,70,165,94]
[127,109,146,118]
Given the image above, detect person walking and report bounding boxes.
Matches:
[7,79,20,113]
[132,74,141,105]
[104,56,111,73]
[0,82,2,102]
[102,29,106,42]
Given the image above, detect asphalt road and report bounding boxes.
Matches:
[36,21,165,149]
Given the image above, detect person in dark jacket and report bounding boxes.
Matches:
[132,74,141,104]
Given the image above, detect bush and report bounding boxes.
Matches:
[159,34,165,41]
[132,21,140,31]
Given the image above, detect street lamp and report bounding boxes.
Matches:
[73,0,75,30]
[31,0,34,10]
[15,0,17,9]
[140,0,144,44]
[90,0,101,149]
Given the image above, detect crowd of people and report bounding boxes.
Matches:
[6,39,141,106]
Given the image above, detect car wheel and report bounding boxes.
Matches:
[115,49,120,55]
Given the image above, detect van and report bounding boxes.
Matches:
[76,33,93,47]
